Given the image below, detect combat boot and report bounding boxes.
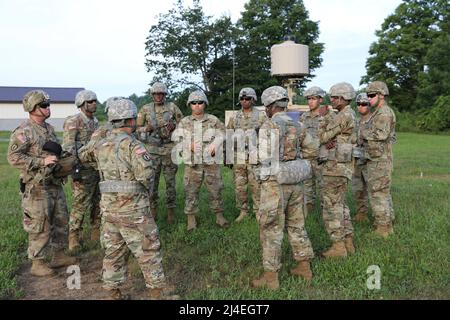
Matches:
[148,285,180,300]
[105,288,130,300]
[322,241,347,258]
[30,260,55,277]
[235,210,248,223]
[90,226,100,242]
[290,261,313,280]
[374,224,393,238]
[167,208,175,224]
[251,271,279,290]
[50,250,77,268]
[68,231,80,252]
[215,212,230,228]
[354,212,369,222]
[187,214,197,231]
[150,207,157,219]
[344,235,355,254]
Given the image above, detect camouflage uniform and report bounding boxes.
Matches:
[226,108,266,216]
[178,113,226,219]
[79,99,167,291]
[63,111,101,240]
[136,102,183,212]
[352,115,370,217]
[299,111,321,212]
[360,103,396,227]
[8,119,68,261]
[319,105,356,242]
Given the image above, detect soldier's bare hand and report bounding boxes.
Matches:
[145,124,154,132]
[207,144,216,157]
[44,155,58,166]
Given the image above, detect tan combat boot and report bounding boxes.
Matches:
[215,212,230,228]
[344,235,355,254]
[167,208,175,224]
[235,210,248,223]
[30,260,55,277]
[251,271,279,290]
[50,250,77,268]
[187,214,197,231]
[148,285,180,300]
[150,207,157,219]
[354,212,369,222]
[68,231,80,252]
[90,226,100,242]
[322,241,347,258]
[290,261,313,280]
[374,224,393,238]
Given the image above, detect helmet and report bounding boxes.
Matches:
[356,93,370,104]
[329,82,356,100]
[107,98,137,122]
[366,81,389,96]
[261,86,288,108]
[238,87,257,101]
[75,90,97,107]
[186,90,209,106]
[150,82,168,94]
[303,86,326,98]
[23,90,50,112]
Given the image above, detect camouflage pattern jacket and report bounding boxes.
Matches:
[360,103,396,162]
[7,120,63,186]
[299,111,321,160]
[319,105,357,179]
[136,102,183,155]
[79,129,156,214]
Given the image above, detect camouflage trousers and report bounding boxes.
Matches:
[69,173,101,233]
[367,160,394,226]
[303,158,322,209]
[352,162,369,215]
[150,153,178,209]
[258,180,314,272]
[233,164,260,213]
[321,176,354,242]
[101,207,166,290]
[21,184,69,260]
[183,164,224,215]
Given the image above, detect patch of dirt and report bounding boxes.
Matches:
[17,249,150,300]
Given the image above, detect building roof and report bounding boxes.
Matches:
[0,86,85,103]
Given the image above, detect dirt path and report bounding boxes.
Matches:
[17,249,150,300]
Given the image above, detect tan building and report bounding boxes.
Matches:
[0,86,84,131]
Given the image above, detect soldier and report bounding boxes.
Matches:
[177,90,229,231]
[226,87,267,222]
[7,90,76,276]
[79,98,178,300]
[136,83,183,224]
[252,86,314,290]
[63,89,101,251]
[352,93,371,222]
[319,82,357,258]
[362,81,396,237]
[300,86,325,216]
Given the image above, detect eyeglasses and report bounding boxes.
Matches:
[86,100,97,104]
[190,101,205,105]
[39,102,50,108]
[367,93,378,98]
[357,103,369,106]
[240,97,253,101]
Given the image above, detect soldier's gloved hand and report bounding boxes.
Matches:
[44,155,58,166]
[326,140,336,150]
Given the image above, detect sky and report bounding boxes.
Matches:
[0,0,403,101]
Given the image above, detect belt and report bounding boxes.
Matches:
[99,180,146,193]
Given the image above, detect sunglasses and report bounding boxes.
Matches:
[357,103,369,106]
[330,96,339,99]
[190,101,205,105]
[39,102,50,108]
[86,100,97,104]
[367,93,378,98]
[240,97,253,101]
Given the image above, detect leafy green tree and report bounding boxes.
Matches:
[235,0,324,102]
[361,0,449,112]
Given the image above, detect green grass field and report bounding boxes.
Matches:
[0,132,449,299]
